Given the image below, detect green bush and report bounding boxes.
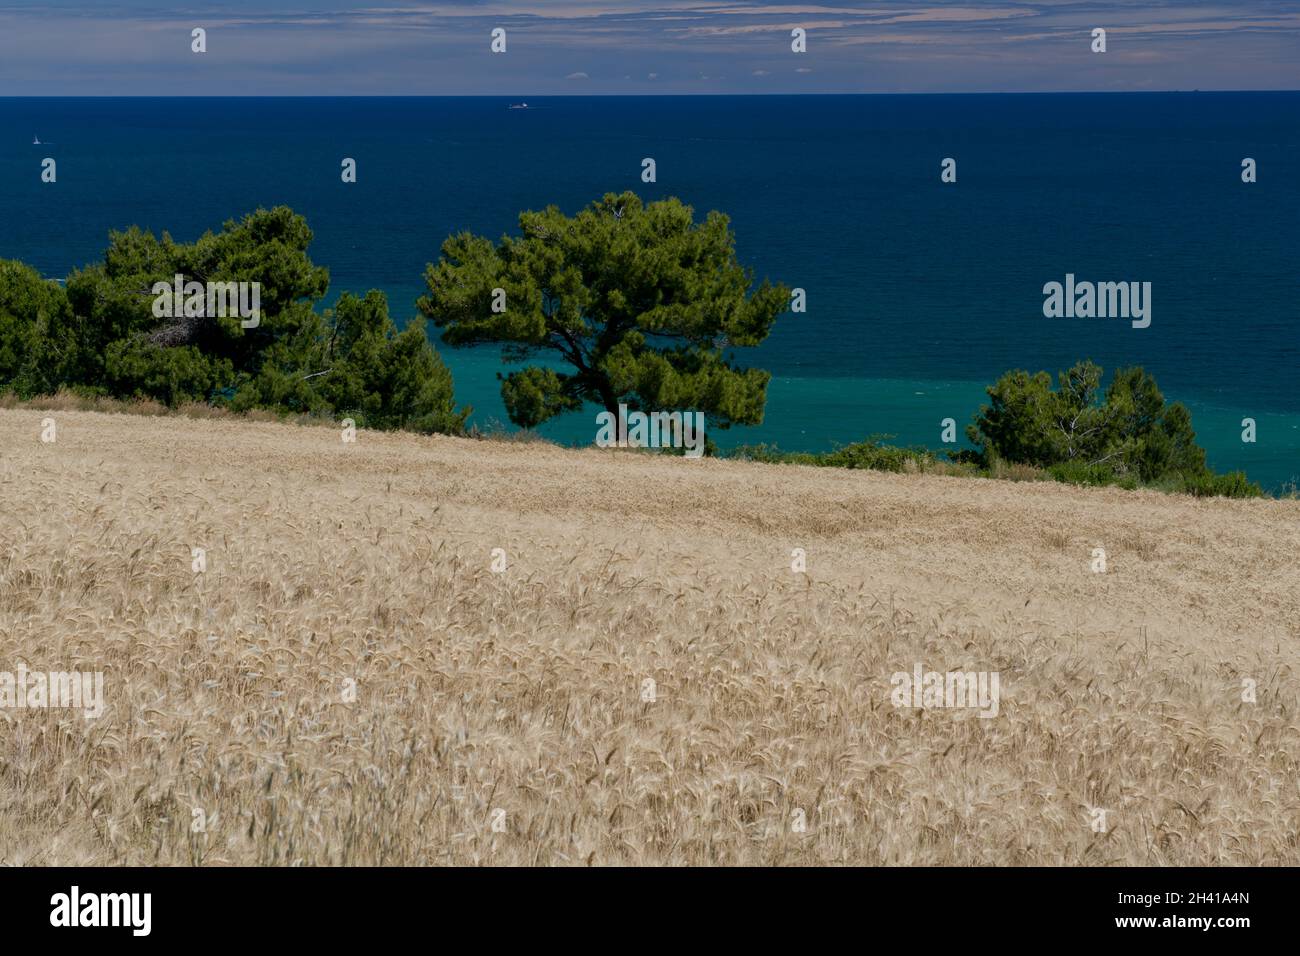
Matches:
[1175,470,1264,499]
[728,438,935,474]
[969,360,1257,496]
[821,440,933,473]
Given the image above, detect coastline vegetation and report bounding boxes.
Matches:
[730,361,1263,498]
[0,202,1265,499]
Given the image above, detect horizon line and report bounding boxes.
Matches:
[4,89,1299,98]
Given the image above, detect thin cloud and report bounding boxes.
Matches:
[0,1,1296,94]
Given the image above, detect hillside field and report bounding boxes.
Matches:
[0,407,1297,865]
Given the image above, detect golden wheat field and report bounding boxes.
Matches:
[0,405,1297,866]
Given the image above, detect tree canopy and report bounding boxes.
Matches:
[0,206,466,434]
[967,360,1212,482]
[417,191,789,430]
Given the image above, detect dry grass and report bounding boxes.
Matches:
[988,458,1047,483]
[0,388,328,428]
[1,408,1297,866]
[1043,528,1072,551]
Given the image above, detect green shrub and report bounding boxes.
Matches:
[1046,460,1121,488]
[727,439,933,474]
[969,360,1255,496]
[1176,470,1264,499]
[821,440,933,473]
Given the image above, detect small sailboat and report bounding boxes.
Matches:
[33,135,41,145]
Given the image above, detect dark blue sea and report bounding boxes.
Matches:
[2,94,1298,488]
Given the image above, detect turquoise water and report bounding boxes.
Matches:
[453,359,1300,488]
[2,94,1297,487]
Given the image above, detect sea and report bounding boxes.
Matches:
[2,94,1298,489]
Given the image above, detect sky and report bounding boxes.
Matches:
[0,1,1297,95]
